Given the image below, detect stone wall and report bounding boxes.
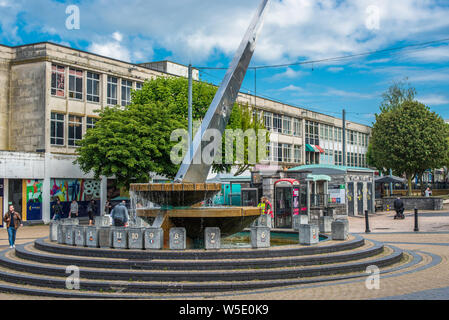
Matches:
[0,46,12,150]
[383,197,444,211]
[9,61,46,152]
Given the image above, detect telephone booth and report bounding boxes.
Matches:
[274,179,307,228]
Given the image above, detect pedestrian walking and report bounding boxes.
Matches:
[52,199,64,221]
[4,205,22,249]
[110,201,129,227]
[87,200,97,226]
[69,200,79,218]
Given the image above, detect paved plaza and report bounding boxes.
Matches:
[0,210,449,300]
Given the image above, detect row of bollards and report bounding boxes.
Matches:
[364,208,420,233]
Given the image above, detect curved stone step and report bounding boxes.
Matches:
[0,245,403,283]
[0,246,410,296]
[16,241,383,271]
[33,235,365,260]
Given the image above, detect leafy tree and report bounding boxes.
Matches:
[212,105,269,177]
[75,77,268,187]
[370,100,449,195]
[75,103,184,188]
[380,78,416,112]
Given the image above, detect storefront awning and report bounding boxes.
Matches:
[305,144,316,152]
[315,145,325,153]
[306,144,324,153]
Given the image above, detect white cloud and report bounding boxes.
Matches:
[112,32,123,43]
[418,94,449,106]
[88,33,131,62]
[270,67,309,81]
[3,0,449,65]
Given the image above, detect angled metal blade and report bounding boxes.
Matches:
[175,0,270,183]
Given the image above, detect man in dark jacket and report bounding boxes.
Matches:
[110,201,129,227]
[52,199,63,221]
[4,205,23,249]
[394,197,405,220]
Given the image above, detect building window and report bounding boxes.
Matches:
[305,121,319,145]
[51,113,65,146]
[294,145,302,163]
[69,68,83,100]
[121,79,133,106]
[273,114,282,133]
[282,144,292,163]
[68,115,83,147]
[264,112,272,131]
[293,118,302,137]
[107,76,118,105]
[51,65,65,97]
[87,72,100,103]
[87,117,98,130]
[282,116,292,135]
[136,82,143,90]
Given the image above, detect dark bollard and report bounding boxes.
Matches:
[365,210,371,233]
[414,208,420,232]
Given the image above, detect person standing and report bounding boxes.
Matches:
[87,200,97,226]
[425,187,432,197]
[69,200,79,218]
[258,197,274,227]
[4,205,22,249]
[110,201,129,227]
[104,200,112,216]
[52,199,64,221]
[393,197,405,220]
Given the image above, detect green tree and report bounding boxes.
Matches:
[75,103,184,188]
[369,100,449,195]
[75,77,268,187]
[380,78,416,112]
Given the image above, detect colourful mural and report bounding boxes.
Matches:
[26,179,43,221]
[50,179,101,219]
[50,179,101,202]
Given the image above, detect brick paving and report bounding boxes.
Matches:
[0,222,449,300]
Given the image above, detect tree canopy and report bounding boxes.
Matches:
[75,77,268,188]
[369,98,449,195]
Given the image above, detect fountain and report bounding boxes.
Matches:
[130,0,270,248]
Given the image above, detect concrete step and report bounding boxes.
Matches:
[0,247,410,296]
[0,245,403,283]
[15,241,383,271]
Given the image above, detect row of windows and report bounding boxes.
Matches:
[263,112,302,137]
[51,113,97,147]
[267,143,302,163]
[51,64,143,107]
[346,130,369,147]
[347,152,367,168]
[319,124,343,143]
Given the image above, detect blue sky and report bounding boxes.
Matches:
[1,0,449,125]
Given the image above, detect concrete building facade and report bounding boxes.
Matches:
[0,42,372,224]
